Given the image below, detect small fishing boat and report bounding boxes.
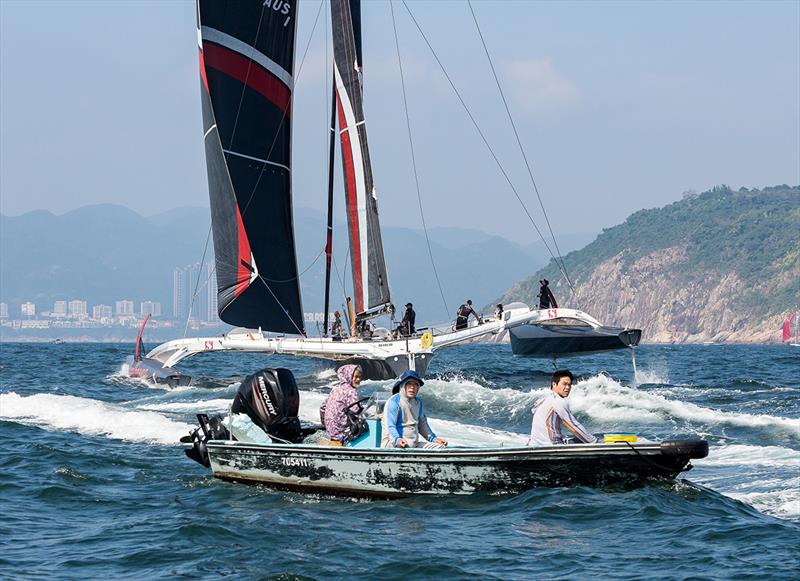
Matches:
[182,367,708,497]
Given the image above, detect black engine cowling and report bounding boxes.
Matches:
[231,368,304,444]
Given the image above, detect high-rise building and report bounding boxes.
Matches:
[93,304,113,320]
[173,266,189,319]
[21,302,36,317]
[53,300,68,318]
[173,263,217,322]
[68,300,88,318]
[140,301,162,317]
[115,300,135,316]
[0,302,8,319]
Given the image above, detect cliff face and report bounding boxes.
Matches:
[498,186,800,344]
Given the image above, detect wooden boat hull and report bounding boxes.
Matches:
[203,440,707,498]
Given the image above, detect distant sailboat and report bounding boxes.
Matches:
[783,311,799,346]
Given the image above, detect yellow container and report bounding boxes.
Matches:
[604,433,638,443]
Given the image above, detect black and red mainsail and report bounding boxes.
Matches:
[197,0,304,334]
[331,0,391,315]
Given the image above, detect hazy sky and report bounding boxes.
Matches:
[1,0,798,243]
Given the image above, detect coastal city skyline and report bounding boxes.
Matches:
[0,262,333,333]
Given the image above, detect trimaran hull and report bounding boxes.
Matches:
[137,307,641,383]
[509,324,642,357]
[202,439,708,498]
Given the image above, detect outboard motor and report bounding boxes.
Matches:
[183,413,231,468]
[231,368,304,444]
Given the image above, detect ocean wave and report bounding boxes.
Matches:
[137,399,234,413]
[417,378,542,423]
[0,392,193,445]
[699,444,800,468]
[570,375,800,438]
[693,444,800,521]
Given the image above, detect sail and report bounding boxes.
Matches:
[197,0,304,334]
[330,0,392,314]
[783,313,796,342]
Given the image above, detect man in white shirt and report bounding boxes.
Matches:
[528,370,597,446]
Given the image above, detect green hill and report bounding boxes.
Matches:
[499,185,800,343]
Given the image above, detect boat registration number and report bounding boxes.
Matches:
[281,457,310,467]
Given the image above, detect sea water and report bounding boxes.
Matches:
[1,343,798,579]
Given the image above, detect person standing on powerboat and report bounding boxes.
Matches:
[528,369,596,446]
[382,370,448,449]
[321,364,363,442]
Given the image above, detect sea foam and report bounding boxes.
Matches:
[0,392,193,445]
[570,375,800,438]
[693,443,800,520]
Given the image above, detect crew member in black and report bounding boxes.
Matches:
[538,279,558,309]
[455,299,482,330]
[400,303,416,336]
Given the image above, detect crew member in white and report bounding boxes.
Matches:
[528,369,597,445]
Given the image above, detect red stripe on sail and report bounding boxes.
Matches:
[234,205,252,298]
[198,48,209,93]
[336,93,363,311]
[202,42,291,118]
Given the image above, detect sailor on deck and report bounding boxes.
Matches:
[528,369,597,446]
[399,302,416,336]
[455,299,482,330]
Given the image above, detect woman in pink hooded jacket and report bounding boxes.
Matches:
[322,364,363,441]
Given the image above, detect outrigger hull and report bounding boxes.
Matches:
[509,324,642,357]
[201,439,707,498]
[125,356,192,387]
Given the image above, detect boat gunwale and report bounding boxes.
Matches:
[205,440,669,460]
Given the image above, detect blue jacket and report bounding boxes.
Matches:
[382,393,437,446]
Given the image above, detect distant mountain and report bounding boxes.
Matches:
[0,204,590,323]
[497,185,800,343]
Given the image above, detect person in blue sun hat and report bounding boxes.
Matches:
[381,370,448,449]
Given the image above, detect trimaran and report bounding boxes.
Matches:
[127,0,640,387]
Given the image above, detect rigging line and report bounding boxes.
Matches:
[184,263,218,328]
[333,244,352,308]
[331,253,349,307]
[183,227,214,338]
[240,0,325,218]
[226,3,268,152]
[389,1,450,320]
[259,247,326,283]
[466,1,576,298]
[255,275,307,336]
[400,0,570,288]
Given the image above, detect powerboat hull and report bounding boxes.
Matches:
[200,439,707,498]
[509,324,641,357]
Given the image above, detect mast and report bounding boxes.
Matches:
[196,0,305,335]
[330,0,392,316]
[323,81,337,336]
